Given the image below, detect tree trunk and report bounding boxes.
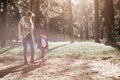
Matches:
[34,0,41,36]
[85,20,89,40]
[68,0,74,43]
[104,0,116,44]
[79,24,83,40]
[62,18,65,41]
[1,0,7,47]
[94,0,100,43]
[62,7,65,41]
[31,0,34,11]
[91,21,94,39]
[100,26,104,39]
[0,1,2,43]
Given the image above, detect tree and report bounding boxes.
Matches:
[114,0,120,40]
[0,1,2,43]
[30,0,34,11]
[34,0,41,36]
[94,0,100,43]
[68,0,74,43]
[104,0,116,44]
[1,0,7,47]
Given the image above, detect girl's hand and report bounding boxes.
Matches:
[35,42,38,44]
[45,49,48,52]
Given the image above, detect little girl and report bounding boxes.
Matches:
[36,30,48,62]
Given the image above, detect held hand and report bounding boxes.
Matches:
[45,49,48,52]
[18,37,24,42]
[18,36,24,42]
[18,39,23,42]
[35,41,38,44]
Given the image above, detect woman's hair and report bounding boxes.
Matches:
[26,11,35,17]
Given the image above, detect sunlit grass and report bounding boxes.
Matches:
[47,41,116,56]
[1,41,119,63]
[46,41,120,63]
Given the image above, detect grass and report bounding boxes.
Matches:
[1,41,120,63]
[46,41,120,63]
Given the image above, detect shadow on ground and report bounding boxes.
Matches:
[0,63,42,78]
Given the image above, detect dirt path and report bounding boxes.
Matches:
[0,56,120,80]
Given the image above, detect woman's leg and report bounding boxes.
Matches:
[29,37,35,63]
[23,38,28,64]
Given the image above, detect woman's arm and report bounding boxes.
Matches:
[18,19,23,40]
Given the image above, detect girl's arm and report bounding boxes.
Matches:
[46,38,49,49]
[34,37,39,44]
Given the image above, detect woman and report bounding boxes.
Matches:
[18,11,35,65]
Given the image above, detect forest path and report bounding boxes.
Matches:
[0,42,120,80]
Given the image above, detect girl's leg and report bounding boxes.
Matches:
[41,48,45,61]
[42,53,45,60]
